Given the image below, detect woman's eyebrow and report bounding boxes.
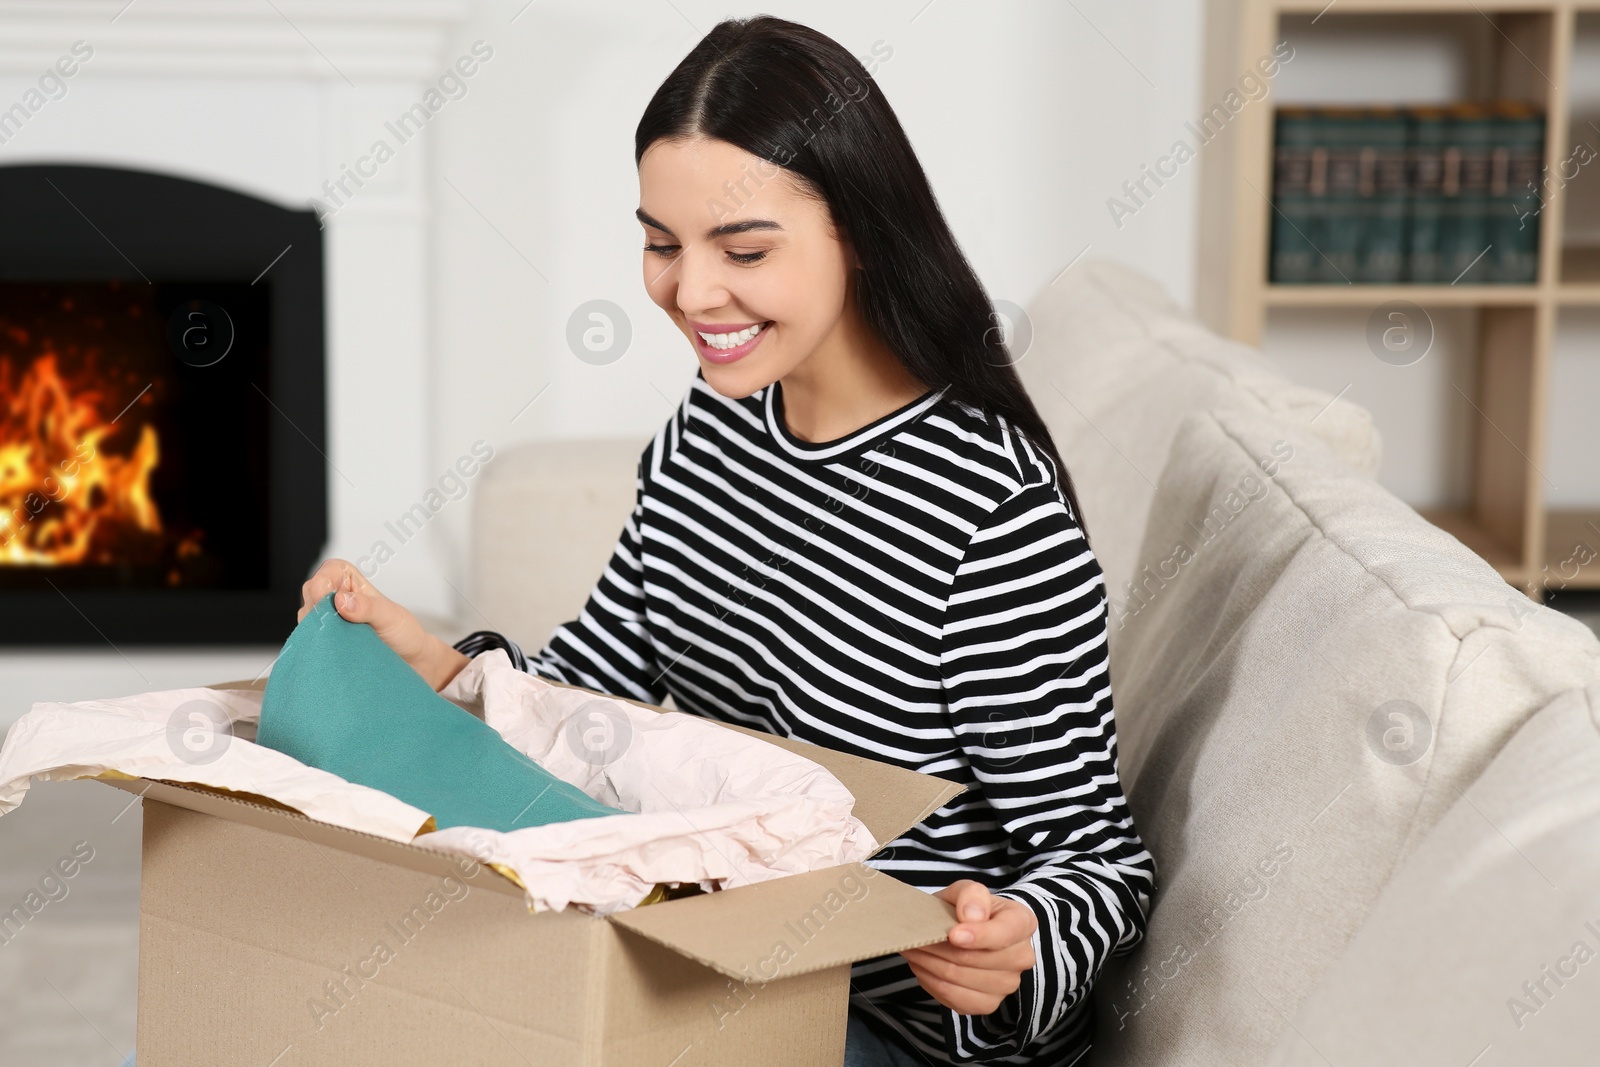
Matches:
[635,208,784,240]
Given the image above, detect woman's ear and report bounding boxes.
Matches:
[837,227,863,271]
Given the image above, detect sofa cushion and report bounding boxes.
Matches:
[1018,262,1382,616]
[1089,404,1600,1066]
[1263,676,1600,1066]
[469,437,648,655]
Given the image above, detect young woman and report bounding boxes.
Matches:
[299,16,1153,1066]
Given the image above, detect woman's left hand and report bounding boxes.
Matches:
[901,879,1037,1016]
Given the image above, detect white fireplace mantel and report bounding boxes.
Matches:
[0,1,471,80]
[0,0,472,621]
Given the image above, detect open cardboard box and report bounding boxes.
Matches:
[100,677,963,1066]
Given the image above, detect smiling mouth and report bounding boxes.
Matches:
[695,321,771,350]
[693,320,772,364]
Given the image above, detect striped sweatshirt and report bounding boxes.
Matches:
[454,370,1154,1065]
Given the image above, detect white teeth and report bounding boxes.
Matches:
[697,322,767,349]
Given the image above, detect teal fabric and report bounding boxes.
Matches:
[257,594,625,832]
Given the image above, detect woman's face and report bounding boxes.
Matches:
[637,135,856,398]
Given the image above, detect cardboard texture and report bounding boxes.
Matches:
[112,681,964,1066]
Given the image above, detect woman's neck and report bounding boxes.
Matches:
[777,298,927,444]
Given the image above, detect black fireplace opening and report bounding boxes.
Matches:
[0,164,326,644]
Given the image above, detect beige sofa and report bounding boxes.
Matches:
[469,263,1600,1065]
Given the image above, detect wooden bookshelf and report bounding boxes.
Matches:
[1559,246,1600,299]
[1261,284,1541,306]
[1198,0,1599,598]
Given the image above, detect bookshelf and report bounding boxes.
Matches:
[1197,0,1600,596]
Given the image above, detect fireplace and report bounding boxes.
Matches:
[0,164,326,644]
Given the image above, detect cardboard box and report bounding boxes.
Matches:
[101,680,963,1065]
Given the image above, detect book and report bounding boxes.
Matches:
[1406,106,1450,283]
[1319,107,1366,283]
[1360,107,1409,283]
[1270,107,1320,284]
[1268,102,1545,285]
[1438,104,1496,284]
[1488,102,1544,283]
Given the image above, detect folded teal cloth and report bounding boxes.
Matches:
[256,594,625,832]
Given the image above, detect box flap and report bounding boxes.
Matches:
[608,862,955,980]
[94,775,526,898]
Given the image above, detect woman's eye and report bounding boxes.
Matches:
[642,243,767,264]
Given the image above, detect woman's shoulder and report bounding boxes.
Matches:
[921,400,1096,583]
[915,394,1062,505]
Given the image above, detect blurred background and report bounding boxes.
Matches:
[0,1,1595,1063]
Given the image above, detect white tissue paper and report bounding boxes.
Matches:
[0,649,878,915]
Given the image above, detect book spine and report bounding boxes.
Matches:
[1270,108,1318,284]
[1406,108,1447,283]
[1320,109,1363,283]
[1361,109,1409,284]
[1488,104,1544,283]
[1441,104,1496,284]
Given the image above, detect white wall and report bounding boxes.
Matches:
[422,0,1206,616]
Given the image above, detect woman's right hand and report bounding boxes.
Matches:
[298,559,470,692]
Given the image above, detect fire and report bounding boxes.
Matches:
[0,353,162,565]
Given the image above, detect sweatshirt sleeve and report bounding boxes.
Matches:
[453,440,669,707]
[936,479,1155,1062]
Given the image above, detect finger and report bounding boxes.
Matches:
[905,960,983,1014]
[335,579,412,636]
[298,576,335,620]
[904,958,1008,1016]
[333,582,382,624]
[300,559,353,611]
[949,899,1038,952]
[905,935,1035,973]
[904,958,977,1014]
[936,880,992,922]
[943,881,997,948]
[299,559,385,620]
[337,561,376,597]
[914,958,1031,1006]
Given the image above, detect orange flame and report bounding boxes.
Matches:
[0,354,162,565]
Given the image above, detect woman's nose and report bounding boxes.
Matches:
[669,243,730,316]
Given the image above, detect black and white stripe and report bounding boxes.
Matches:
[456,370,1154,1065]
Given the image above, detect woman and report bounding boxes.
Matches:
[300,16,1152,1066]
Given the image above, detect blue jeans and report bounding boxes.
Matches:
[844,1008,928,1067]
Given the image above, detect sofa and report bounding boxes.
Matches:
[469,262,1600,1065]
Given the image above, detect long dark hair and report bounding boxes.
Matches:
[634,16,1092,543]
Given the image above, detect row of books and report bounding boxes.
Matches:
[1270,104,1544,285]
